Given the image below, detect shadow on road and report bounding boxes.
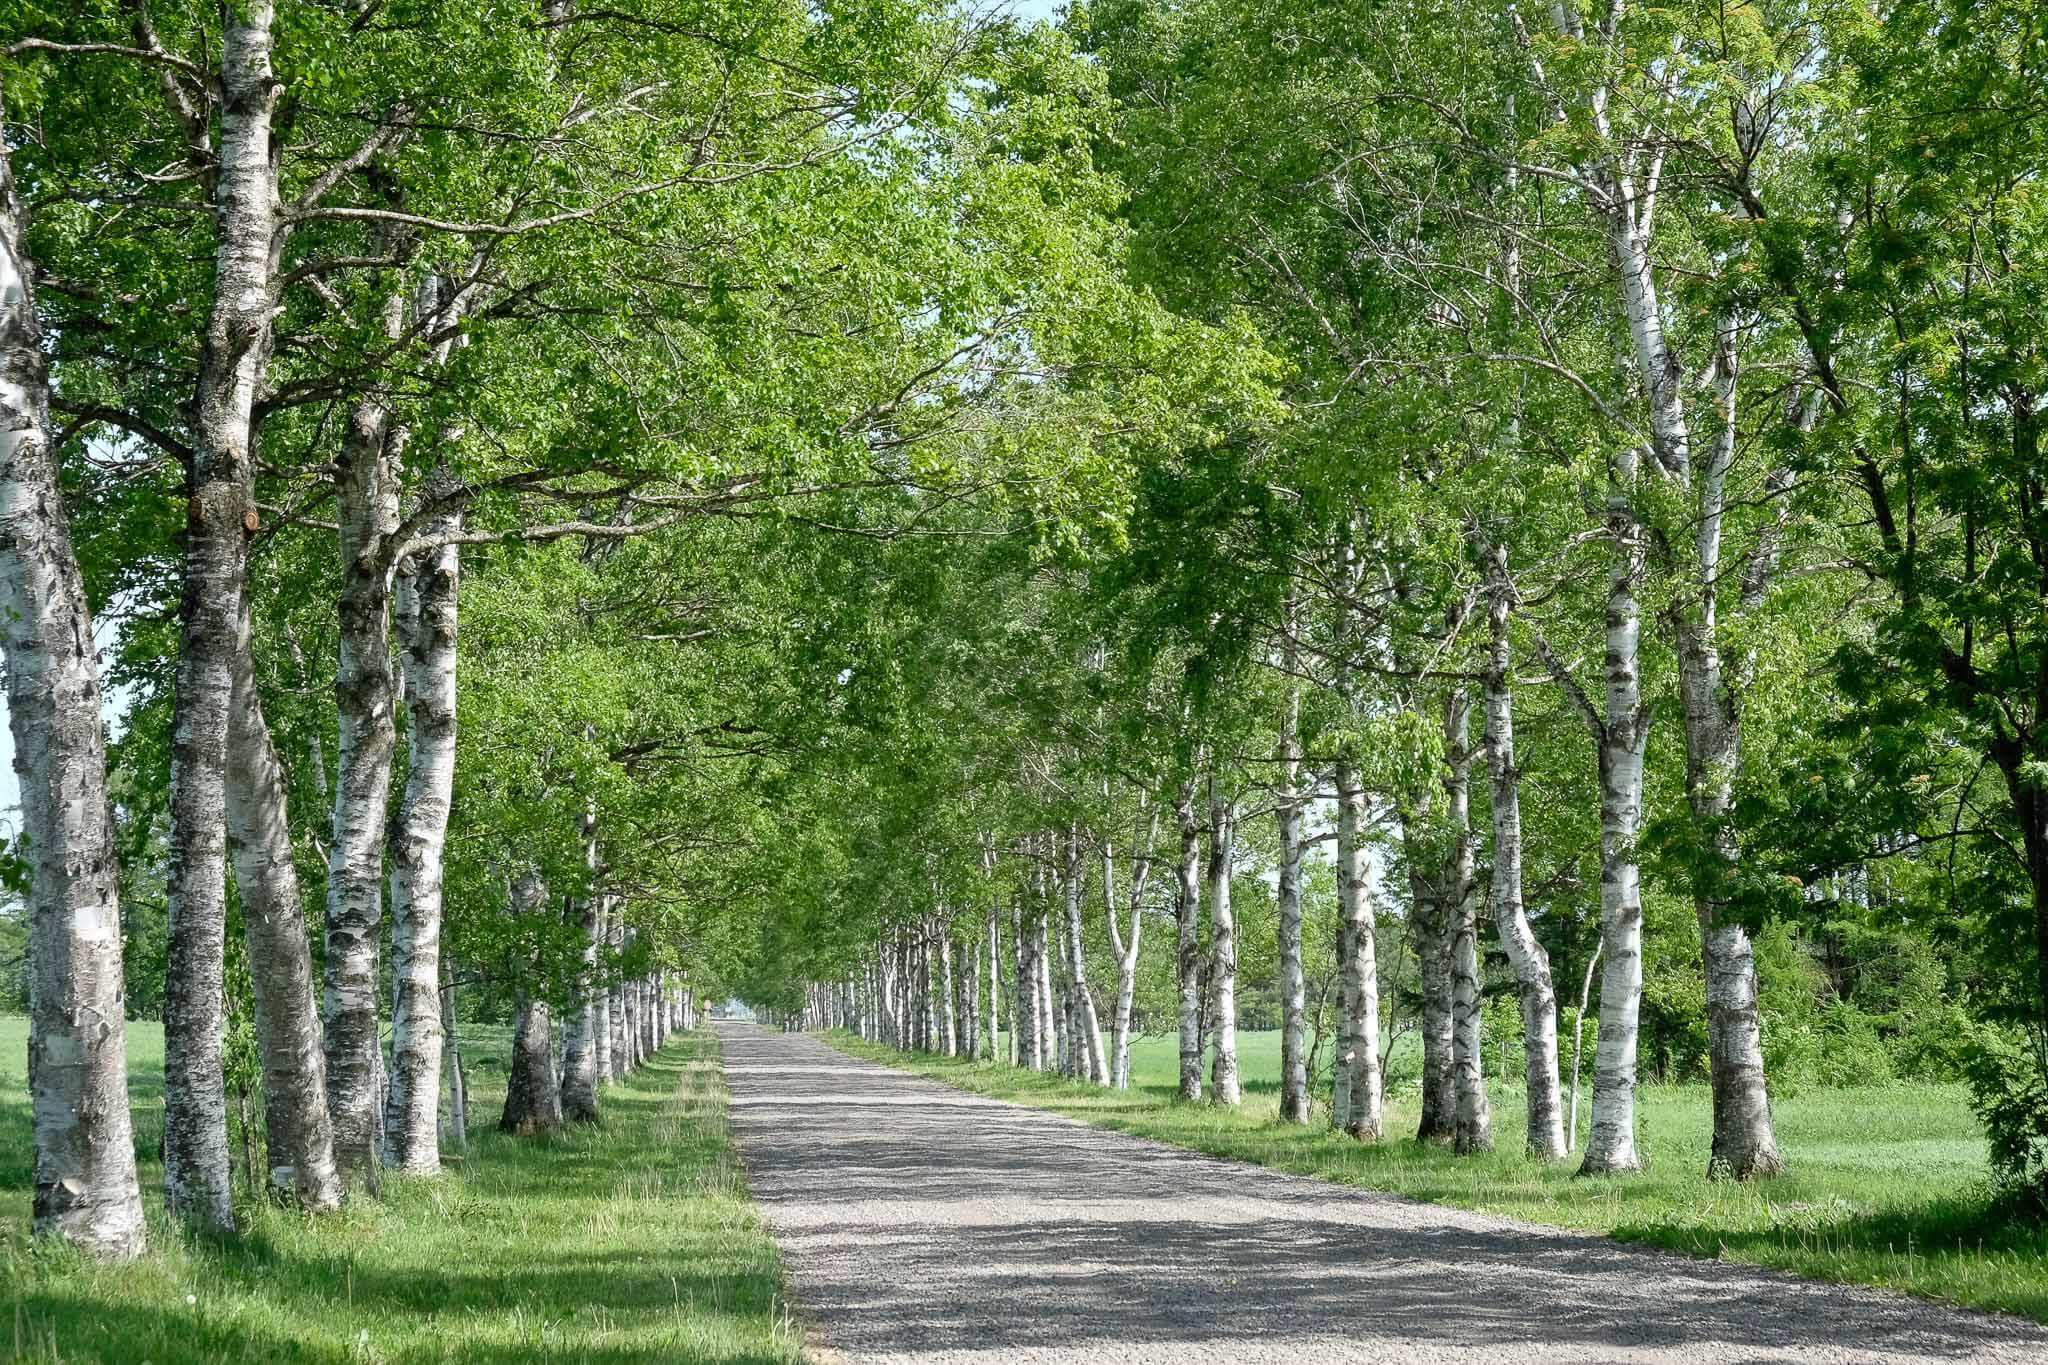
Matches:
[718,1024,2048,1364]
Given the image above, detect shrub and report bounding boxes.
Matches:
[1763,1012,1822,1097]
[1814,1003,1897,1087]
[1960,1024,2048,1215]
[1892,1000,1977,1080]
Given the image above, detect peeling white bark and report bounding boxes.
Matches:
[1482,543,1566,1159]
[592,900,612,1082]
[937,915,958,1057]
[559,808,603,1124]
[1062,826,1109,1085]
[1402,628,1454,1145]
[1332,539,1382,1140]
[1206,778,1240,1107]
[1336,747,1382,1140]
[1102,800,1156,1091]
[1678,324,1785,1180]
[1583,449,1651,1177]
[1569,940,1602,1153]
[1538,3,1780,1179]
[0,138,148,1256]
[1173,779,1204,1102]
[441,959,467,1152]
[165,1,281,1231]
[1444,690,1493,1155]
[225,591,343,1210]
[1032,850,1055,1070]
[1276,654,1309,1124]
[324,341,405,1184]
[608,915,628,1078]
[983,894,1000,1063]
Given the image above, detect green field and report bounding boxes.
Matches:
[830,1028,2048,1323]
[0,1016,799,1365]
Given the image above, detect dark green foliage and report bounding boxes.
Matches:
[1962,1028,2048,1214]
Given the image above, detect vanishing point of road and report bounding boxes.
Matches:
[715,1023,2048,1364]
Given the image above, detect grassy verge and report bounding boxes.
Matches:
[823,1028,2048,1324]
[1,1016,800,1364]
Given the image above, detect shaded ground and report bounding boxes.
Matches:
[1,1022,797,1364]
[716,1023,2048,1364]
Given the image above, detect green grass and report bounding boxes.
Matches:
[826,1027,2048,1324]
[1,1015,800,1364]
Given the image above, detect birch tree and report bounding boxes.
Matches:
[1479,539,1566,1158]
[0,112,148,1257]
[1205,777,1242,1106]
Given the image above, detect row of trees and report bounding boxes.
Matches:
[763,0,2048,1204]
[7,0,2046,1263]
[1,0,1253,1256]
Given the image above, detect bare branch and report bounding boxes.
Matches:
[8,37,207,82]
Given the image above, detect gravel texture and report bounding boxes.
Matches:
[715,1023,2048,1364]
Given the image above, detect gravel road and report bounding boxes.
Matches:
[715,1023,2048,1364]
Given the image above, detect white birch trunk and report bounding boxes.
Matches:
[983,901,1000,1062]
[1103,801,1155,1091]
[1569,941,1601,1153]
[620,977,634,1067]
[592,900,612,1082]
[1482,543,1566,1159]
[1582,448,1651,1176]
[0,146,148,1255]
[880,941,897,1047]
[1542,3,1777,1177]
[1062,827,1109,1085]
[631,973,647,1065]
[1445,689,1493,1154]
[1677,326,1784,1179]
[1410,855,1454,1143]
[224,589,343,1209]
[385,507,459,1171]
[643,976,658,1057]
[608,917,628,1077]
[1332,535,1383,1139]
[963,936,980,1057]
[916,929,934,1051]
[164,1,281,1230]
[899,934,914,1048]
[1173,779,1204,1101]
[1040,878,1058,1069]
[1206,778,1241,1106]
[441,959,467,1152]
[1275,656,1309,1124]
[558,808,603,1123]
[909,936,924,1050]
[499,872,562,1133]
[1008,896,1024,1065]
[1336,748,1383,1139]
[323,337,404,1186]
[875,950,891,1045]
[1032,855,1055,1069]
[937,917,958,1057]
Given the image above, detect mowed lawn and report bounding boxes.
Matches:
[829,1027,2048,1323]
[0,1016,799,1365]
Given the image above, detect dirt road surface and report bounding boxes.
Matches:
[716,1024,2048,1363]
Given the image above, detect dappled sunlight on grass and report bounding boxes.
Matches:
[1,1018,801,1364]
[824,1029,2048,1324]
